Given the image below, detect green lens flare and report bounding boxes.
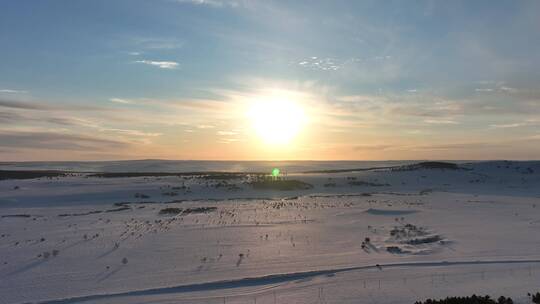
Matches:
[271,168,280,177]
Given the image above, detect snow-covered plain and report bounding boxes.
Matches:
[1,161,540,304]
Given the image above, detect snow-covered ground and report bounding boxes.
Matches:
[1,161,539,304]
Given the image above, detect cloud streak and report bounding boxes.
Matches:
[0,131,130,151]
[100,128,162,137]
[174,0,241,8]
[135,60,179,69]
[0,89,27,94]
[109,98,133,104]
[0,99,51,110]
[0,98,111,112]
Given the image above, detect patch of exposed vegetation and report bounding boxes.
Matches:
[105,206,131,212]
[199,173,247,180]
[159,207,183,215]
[393,161,463,171]
[1,214,32,218]
[302,161,466,174]
[159,206,217,215]
[88,172,256,178]
[420,189,433,195]
[406,235,442,245]
[385,222,445,254]
[349,180,390,187]
[134,193,150,199]
[183,206,217,214]
[386,246,406,254]
[58,210,103,217]
[251,179,313,191]
[59,204,131,217]
[162,191,179,196]
[302,166,396,174]
[0,170,67,180]
[390,223,428,239]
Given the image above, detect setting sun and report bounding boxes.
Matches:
[247,97,306,145]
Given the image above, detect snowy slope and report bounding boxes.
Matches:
[0,161,539,304]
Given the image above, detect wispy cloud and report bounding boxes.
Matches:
[489,119,540,129]
[217,137,242,144]
[109,98,133,104]
[0,89,27,94]
[100,128,162,137]
[170,99,230,112]
[197,124,215,129]
[131,37,184,50]
[410,142,504,151]
[0,130,130,151]
[489,123,523,128]
[499,86,517,93]
[0,110,102,129]
[174,0,241,8]
[135,60,179,69]
[0,99,51,110]
[0,98,112,111]
[424,119,459,124]
[217,130,237,136]
[297,56,342,71]
[354,144,395,151]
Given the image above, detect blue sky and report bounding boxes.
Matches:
[1,0,540,160]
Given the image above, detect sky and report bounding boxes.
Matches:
[1,0,540,161]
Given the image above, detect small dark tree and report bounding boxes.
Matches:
[532,292,540,304]
[497,296,513,304]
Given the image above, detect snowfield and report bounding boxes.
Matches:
[1,161,539,304]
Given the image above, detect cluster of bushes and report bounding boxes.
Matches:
[390,224,427,239]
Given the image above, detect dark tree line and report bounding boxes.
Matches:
[415,292,540,304]
[414,294,513,304]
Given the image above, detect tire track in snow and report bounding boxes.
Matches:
[27,258,540,304]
